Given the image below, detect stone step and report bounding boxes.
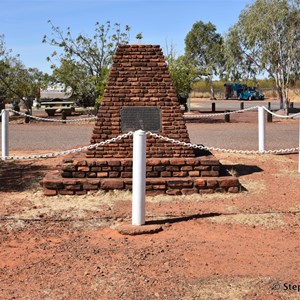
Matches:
[42,171,241,196]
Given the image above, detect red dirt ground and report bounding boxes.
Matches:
[0,149,300,299]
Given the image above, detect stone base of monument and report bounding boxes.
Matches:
[41,154,241,196]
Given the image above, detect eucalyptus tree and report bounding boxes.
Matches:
[0,35,46,112]
[224,0,300,112]
[43,21,133,107]
[184,21,224,100]
[165,49,199,110]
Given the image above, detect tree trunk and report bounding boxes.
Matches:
[277,86,284,110]
[276,85,289,114]
[208,76,216,100]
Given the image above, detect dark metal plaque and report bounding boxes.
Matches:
[121,106,161,133]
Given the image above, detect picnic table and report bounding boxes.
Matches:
[41,101,75,116]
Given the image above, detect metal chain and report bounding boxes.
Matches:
[184,105,260,118]
[263,106,300,119]
[8,109,97,122]
[1,132,134,160]
[146,132,299,155]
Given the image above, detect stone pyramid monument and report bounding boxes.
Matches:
[42,44,240,196]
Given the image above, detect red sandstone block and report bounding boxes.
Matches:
[102,167,112,171]
[194,179,206,187]
[59,190,75,195]
[195,166,210,171]
[83,183,99,190]
[76,190,87,195]
[43,188,57,196]
[189,171,200,177]
[97,172,108,178]
[74,160,88,166]
[181,166,193,171]
[153,166,166,172]
[61,172,72,178]
[101,179,124,190]
[201,159,220,166]
[201,171,219,177]
[219,178,240,188]
[172,171,188,177]
[160,158,170,165]
[167,180,193,188]
[90,167,102,172]
[65,184,82,191]
[73,172,86,178]
[166,166,180,172]
[146,171,159,177]
[121,172,132,178]
[87,172,97,178]
[78,167,90,172]
[161,171,172,177]
[147,159,162,166]
[109,172,120,178]
[61,164,76,172]
[207,180,218,188]
[121,160,132,166]
[169,158,186,166]
[43,180,64,189]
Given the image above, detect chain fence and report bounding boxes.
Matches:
[146,132,299,155]
[1,105,300,160]
[263,107,300,119]
[184,105,260,118]
[1,132,133,160]
[8,109,97,123]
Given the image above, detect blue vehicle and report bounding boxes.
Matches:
[239,87,265,100]
[224,83,264,100]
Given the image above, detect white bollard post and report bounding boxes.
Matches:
[258,106,265,153]
[132,130,146,225]
[1,109,9,159]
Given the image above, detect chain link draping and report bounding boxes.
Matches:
[1,132,133,160]
[7,109,97,122]
[146,132,299,155]
[1,104,300,160]
[263,106,300,119]
[184,106,260,118]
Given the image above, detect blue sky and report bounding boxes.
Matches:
[1,0,250,74]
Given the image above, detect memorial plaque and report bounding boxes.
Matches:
[121,106,161,133]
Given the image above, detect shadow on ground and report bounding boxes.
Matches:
[0,160,55,192]
[221,164,263,177]
[146,212,222,225]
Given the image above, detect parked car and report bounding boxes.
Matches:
[224,83,265,100]
[239,87,265,100]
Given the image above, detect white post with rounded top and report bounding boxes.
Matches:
[258,106,265,153]
[1,109,9,159]
[132,130,146,225]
